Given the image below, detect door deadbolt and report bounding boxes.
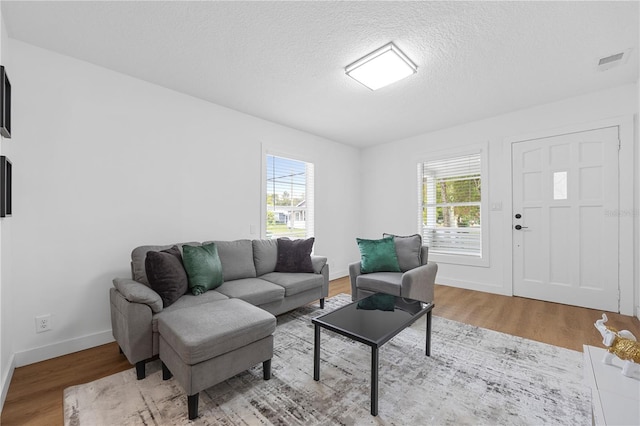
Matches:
[515,214,522,219]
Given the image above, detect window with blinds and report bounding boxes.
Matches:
[265,154,314,239]
[418,152,482,257]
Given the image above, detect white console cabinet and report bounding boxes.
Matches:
[583,345,640,426]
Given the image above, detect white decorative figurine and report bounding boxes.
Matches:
[594,313,640,378]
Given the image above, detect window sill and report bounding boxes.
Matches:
[427,252,490,268]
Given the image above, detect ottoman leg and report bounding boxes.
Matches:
[162,362,173,380]
[263,359,272,380]
[320,298,325,309]
[188,393,199,420]
[135,361,146,380]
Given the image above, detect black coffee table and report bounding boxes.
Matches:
[312,293,434,416]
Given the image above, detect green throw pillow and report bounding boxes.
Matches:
[357,293,396,311]
[182,243,224,295]
[356,236,401,274]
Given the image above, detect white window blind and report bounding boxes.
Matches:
[419,153,482,257]
[266,155,314,239]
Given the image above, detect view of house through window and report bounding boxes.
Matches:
[266,154,314,239]
[419,153,482,257]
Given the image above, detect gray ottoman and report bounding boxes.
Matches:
[158,298,276,420]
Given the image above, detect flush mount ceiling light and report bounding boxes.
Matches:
[345,42,417,90]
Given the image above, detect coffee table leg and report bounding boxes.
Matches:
[426,310,432,356]
[371,346,378,416]
[314,324,320,381]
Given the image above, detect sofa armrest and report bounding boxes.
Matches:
[401,262,438,304]
[348,261,362,301]
[113,277,163,313]
[110,287,154,366]
[311,255,328,274]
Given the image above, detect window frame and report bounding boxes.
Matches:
[262,150,315,240]
[417,144,490,267]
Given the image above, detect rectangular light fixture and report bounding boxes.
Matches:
[345,42,417,90]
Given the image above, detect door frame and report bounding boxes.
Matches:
[502,116,634,315]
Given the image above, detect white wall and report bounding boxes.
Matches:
[636,78,640,321]
[0,6,14,409]
[5,39,361,367]
[361,84,638,313]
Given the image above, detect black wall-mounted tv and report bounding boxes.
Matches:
[0,66,11,139]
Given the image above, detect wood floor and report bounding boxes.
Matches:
[2,277,639,425]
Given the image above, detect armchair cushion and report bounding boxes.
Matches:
[356,272,402,296]
[383,233,422,272]
[356,237,401,273]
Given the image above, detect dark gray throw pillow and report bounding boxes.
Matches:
[144,245,188,308]
[275,237,315,273]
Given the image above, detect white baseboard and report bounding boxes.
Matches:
[436,276,511,296]
[0,352,15,412]
[329,270,348,281]
[14,330,115,368]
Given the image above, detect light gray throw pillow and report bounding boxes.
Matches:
[383,233,422,272]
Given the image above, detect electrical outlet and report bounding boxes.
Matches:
[35,314,52,333]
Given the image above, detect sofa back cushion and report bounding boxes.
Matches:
[131,242,200,286]
[253,239,278,276]
[205,239,257,281]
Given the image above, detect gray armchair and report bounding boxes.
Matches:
[349,239,437,304]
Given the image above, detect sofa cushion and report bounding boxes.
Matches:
[253,239,278,276]
[157,298,276,365]
[145,246,188,308]
[275,237,315,273]
[356,272,403,296]
[131,242,200,286]
[205,240,257,281]
[260,272,324,297]
[183,243,224,295]
[356,237,401,274]
[152,290,229,333]
[383,233,423,272]
[215,278,284,306]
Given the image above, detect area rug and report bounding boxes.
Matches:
[64,294,590,425]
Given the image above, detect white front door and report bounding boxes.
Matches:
[512,127,619,311]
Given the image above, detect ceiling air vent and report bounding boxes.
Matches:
[596,49,632,71]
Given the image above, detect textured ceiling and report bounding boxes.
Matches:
[2,1,638,147]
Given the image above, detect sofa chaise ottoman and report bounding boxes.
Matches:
[159,298,276,420]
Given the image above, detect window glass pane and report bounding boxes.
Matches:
[553,171,567,200]
[436,205,480,227]
[435,177,481,203]
[266,155,313,239]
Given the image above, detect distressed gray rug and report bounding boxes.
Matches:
[64,294,590,425]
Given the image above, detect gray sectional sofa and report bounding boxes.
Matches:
[110,238,329,379]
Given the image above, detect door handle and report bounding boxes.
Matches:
[514,225,528,230]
